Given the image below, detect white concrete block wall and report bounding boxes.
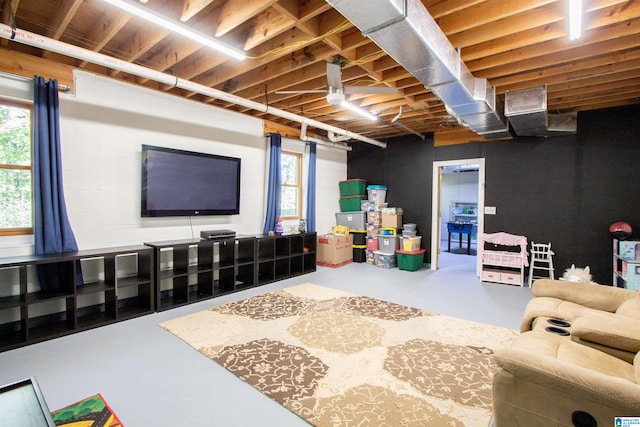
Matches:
[0,70,347,255]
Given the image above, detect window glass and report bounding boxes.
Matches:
[0,102,33,234]
[280,151,301,219]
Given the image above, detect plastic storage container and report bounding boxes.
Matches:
[377,235,399,255]
[339,179,367,197]
[339,196,366,212]
[396,249,426,271]
[367,185,387,203]
[366,249,376,264]
[350,230,367,246]
[401,236,422,251]
[379,227,397,236]
[352,245,367,263]
[367,236,379,251]
[335,211,366,230]
[374,251,396,268]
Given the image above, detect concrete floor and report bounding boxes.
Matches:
[0,251,532,426]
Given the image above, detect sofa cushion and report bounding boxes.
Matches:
[496,331,636,383]
[616,295,640,320]
[571,311,640,353]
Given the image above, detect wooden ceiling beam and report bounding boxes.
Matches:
[180,0,214,22]
[435,0,557,36]
[0,0,19,48]
[478,35,640,88]
[491,51,640,93]
[214,0,279,37]
[551,86,640,110]
[45,0,82,40]
[449,2,565,49]
[242,7,295,51]
[425,0,487,19]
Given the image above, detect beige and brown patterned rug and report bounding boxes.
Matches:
[160,283,518,426]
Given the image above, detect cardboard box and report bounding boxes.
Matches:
[382,212,403,229]
[317,234,353,267]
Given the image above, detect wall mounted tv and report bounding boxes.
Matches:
[141,144,241,217]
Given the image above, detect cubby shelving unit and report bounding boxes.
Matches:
[256,233,317,285]
[146,232,317,311]
[145,238,226,311]
[0,245,153,352]
[0,234,317,351]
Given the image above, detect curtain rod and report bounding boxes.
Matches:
[0,71,71,92]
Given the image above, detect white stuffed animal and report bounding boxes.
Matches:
[562,264,593,283]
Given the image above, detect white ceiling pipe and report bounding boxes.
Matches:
[391,106,424,139]
[300,123,352,151]
[0,23,386,148]
[327,131,351,143]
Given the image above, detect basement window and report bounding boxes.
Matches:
[0,100,33,236]
[280,151,301,220]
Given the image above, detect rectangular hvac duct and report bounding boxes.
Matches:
[505,86,548,136]
[327,0,509,137]
[505,86,577,136]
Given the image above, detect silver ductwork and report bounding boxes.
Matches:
[327,0,509,139]
[504,86,577,136]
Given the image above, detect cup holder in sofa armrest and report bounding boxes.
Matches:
[545,326,571,336]
[548,318,571,328]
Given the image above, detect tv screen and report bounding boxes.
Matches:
[141,144,241,217]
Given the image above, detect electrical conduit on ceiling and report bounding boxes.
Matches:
[0,23,387,148]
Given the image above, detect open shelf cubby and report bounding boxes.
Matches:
[0,245,154,352]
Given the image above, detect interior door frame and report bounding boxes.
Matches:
[430,158,485,276]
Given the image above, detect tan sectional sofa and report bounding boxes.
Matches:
[492,279,640,426]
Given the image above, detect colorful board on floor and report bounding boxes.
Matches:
[51,393,123,427]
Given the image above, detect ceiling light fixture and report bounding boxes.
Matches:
[326,89,378,121]
[101,0,246,60]
[569,0,582,40]
[341,100,379,122]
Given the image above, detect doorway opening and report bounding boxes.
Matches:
[430,158,485,276]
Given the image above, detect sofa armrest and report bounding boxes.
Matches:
[532,279,636,312]
[572,311,640,353]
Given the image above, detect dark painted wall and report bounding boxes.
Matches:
[347,104,640,284]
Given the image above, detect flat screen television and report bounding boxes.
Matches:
[141,144,241,217]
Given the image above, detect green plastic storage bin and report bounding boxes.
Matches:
[339,196,366,212]
[339,179,367,197]
[396,249,426,271]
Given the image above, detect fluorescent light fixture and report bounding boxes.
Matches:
[341,100,379,121]
[569,0,582,40]
[101,0,246,60]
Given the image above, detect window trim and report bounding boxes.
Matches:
[280,150,302,220]
[0,98,34,236]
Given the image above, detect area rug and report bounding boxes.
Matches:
[52,393,123,427]
[160,283,518,426]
